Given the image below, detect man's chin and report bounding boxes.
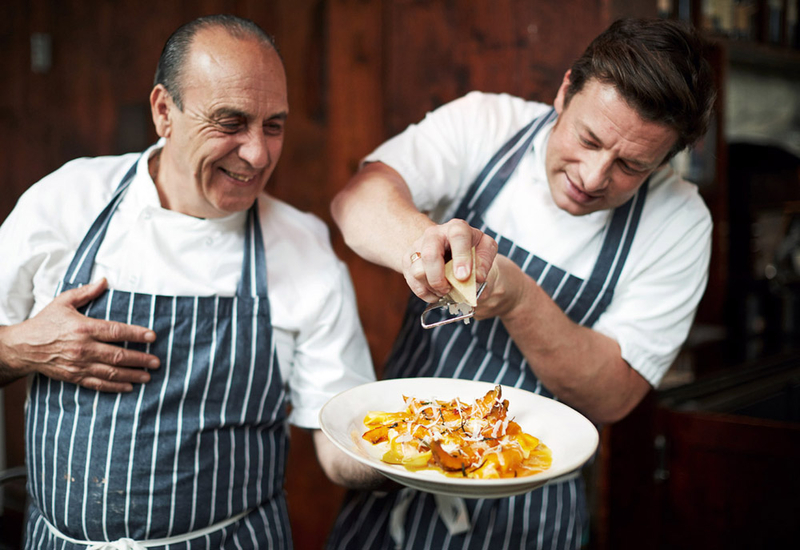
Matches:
[553,192,598,216]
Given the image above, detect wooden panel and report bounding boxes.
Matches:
[659,409,800,550]
[593,393,661,550]
[599,393,800,550]
[383,0,610,136]
[327,0,408,375]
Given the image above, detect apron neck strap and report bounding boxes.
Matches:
[63,159,138,286]
[454,107,557,222]
[237,203,269,298]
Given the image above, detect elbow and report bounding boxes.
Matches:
[589,381,653,425]
[330,187,362,251]
[592,399,641,425]
[557,367,652,426]
[330,188,347,228]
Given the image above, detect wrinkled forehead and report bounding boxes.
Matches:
[181,30,288,114]
[185,29,283,84]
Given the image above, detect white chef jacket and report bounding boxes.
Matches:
[0,142,375,428]
[365,91,713,387]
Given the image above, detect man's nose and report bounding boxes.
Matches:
[239,128,270,169]
[582,151,613,192]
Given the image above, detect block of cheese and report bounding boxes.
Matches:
[444,247,477,307]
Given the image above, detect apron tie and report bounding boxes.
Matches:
[88,538,144,550]
[40,509,250,548]
[389,489,470,548]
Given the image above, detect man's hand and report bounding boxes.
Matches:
[404,219,498,303]
[312,429,391,491]
[473,255,528,320]
[0,279,160,392]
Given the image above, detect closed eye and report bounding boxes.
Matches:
[618,160,647,175]
[217,118,246,133]
[264,119,285,135]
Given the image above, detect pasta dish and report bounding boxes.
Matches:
[361,385,551,479]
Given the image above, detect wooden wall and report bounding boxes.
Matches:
[0,1,652,548]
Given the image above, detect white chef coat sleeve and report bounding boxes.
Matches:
[0,191,38,326]
[285,256,376,429]
[0,155,127,326]
[592,186,713,388]
[263,202,376,429]
[0,171,83,326]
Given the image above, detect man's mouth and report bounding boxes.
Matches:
[565,176,600,205]
[220,168,256,183]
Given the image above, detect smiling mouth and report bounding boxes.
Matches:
[220,168,256,183]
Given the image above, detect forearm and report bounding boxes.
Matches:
[0,325,27,386]
[331,162,434,274]
[499,268,651,424]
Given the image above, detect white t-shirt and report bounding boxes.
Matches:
[365,91,712,387]
[0,143,375,428]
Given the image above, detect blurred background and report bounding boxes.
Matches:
[1,0,799,549]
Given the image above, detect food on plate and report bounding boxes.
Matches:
[444,247,477,307]
[361,385,551,479]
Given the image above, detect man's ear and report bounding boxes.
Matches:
[150,84,173,138]
[553,70,572,115]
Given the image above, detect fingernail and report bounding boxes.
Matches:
[149,359,160,368]
[456,266,468,280]
[144,331,156,342]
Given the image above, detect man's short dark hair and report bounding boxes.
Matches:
[153,14,279,111]
[564,18,717,162]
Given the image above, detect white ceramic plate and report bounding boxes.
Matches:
[319,378,599,499]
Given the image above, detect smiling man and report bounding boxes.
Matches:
[326,17,716,550]
[150,25,289,218]
[0,14,380,549]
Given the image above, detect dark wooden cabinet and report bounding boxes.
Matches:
[596,354,800,550]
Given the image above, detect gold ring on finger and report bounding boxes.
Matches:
[410,251,422,264]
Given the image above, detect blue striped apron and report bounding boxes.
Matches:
[327,108,649,550]
[23,160,292,549]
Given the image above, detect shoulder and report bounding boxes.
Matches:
[642,165,712,235]
[258,194,335,259]
[422,91,553,137]
[258,194,344,290]
[0,152,140,322]
[8,152,141,252]
[15,153,140,223]
[619,165,713,286]
[446,91,550,116]
[258,194,356,329]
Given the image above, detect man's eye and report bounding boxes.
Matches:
[618,162,642,175]
[217,119,244,131]
[580,137,597,148]
[265,122,284,135]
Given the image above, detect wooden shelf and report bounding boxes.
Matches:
[721,36,800,73]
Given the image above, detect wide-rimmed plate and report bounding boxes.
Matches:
[319,378,599,499]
